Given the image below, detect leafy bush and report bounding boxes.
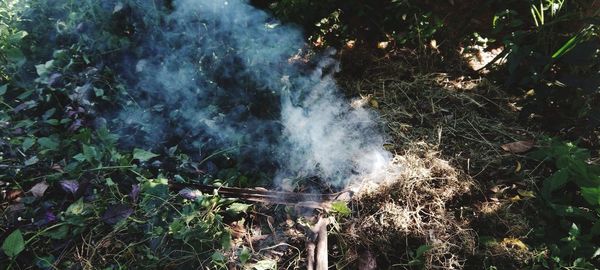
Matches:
[529,138,600,268]
[1,1,251,268]
[0,0,27,81]
[482,1,600,134]
[261,0,444,48]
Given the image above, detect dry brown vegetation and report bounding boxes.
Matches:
[326,53,548,268]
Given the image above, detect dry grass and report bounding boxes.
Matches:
[348,144,475,269]
[334,58,545,269]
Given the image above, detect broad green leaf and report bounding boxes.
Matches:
[211,251,225,262]
[542,169,569,198]
[2,229,25,258]
[133,148,159,161]
[331,201,351,216]
[239,246,251,264]
[226,203,251,214]
[82,144,98,162]
[52,49,67,60]
[73,153,86,162]
[22,137,35,151]
[0,84,6,96]
[220,231,232,250]
[35,255,55,269]
[24,156,39,166]
[415,244,433,258]
[568,223,580,237]
[94,87,104,97]
[140,179,169,213]
[38,137,59,151]
[35,60,54,77]
[9,30,28,42]
[581,187,600,206]
[45,225,69,240]
[42,108,56,120]
[45,119,60,125]
[66,198,86,215]
[5,47,25,67]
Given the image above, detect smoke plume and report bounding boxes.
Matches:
[114,0,390,188]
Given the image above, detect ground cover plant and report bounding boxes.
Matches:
[1,0,600,269]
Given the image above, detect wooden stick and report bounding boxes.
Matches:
[315,216,329,270]
[306,235,316,270]
[168,181,350,209]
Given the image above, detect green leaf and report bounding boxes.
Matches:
[35,60,54,77]
[552,34,581,59]
[568,223,580,238]
[141,179,169,212]
[220,231,232,250]
[22,137,36,151]
[0,84,7,96]
[94,87,104,97]
[542,169,570,198]
[66,198,86,216]
[133,148,159,162]
[581,187,600,206]
[239,246,251,265]
[226,203,251,214]
[2,229,25,258]
[9,30,28,42]
[45,119,60,125]
[5,47,26,67]
[82,144,98,162]
[45,225,69,240]
[415,244,433,258]
[37,137,59,151]
[73,153,86,162]
[24,156,39,166]
[35,255,55,269]
[211,251,225,263]
[331,201,351,216]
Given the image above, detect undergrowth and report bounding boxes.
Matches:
[1,0,599,269]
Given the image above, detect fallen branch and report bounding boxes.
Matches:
[168,181,351,209]
[307,216,329,270]
[315,216,329,270]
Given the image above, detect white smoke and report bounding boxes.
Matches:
[117,0,391,188]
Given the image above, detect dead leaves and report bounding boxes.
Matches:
[28,181,49,198]
[501,140,534,154]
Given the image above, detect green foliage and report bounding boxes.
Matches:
[486,0,600,129]
[2,229,25,258]
[265,0,444,48]
[330,200,351,217]
[530,138,600,268]
[133,148,160,162]
[0,0,27,80]
[0,1,251,267]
